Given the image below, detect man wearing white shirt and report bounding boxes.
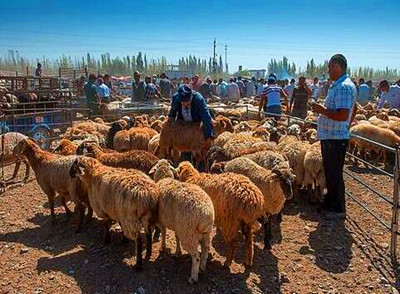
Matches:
[284,78,295,101]
[256,78,266,96]
[377,80,400,109]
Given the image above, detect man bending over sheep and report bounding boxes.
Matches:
[311,54,357,219]
[168,84,214,170]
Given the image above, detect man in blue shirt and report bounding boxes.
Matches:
[84,73,99,109]
[357,78,370,104]
[96,78,111,103]
[258,74,288,118]
[168,85,214,168]
[144,75,162,102]
[311,54,357,218]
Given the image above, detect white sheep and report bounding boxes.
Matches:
[303,142,326,203]
[149,159,214,284]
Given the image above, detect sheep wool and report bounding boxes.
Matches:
[177,161,264,267]
[69,157,159,268]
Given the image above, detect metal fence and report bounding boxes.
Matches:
[261,110,400,261]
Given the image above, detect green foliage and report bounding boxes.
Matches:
[0,50,398,81]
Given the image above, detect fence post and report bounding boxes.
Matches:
[391,146,400,261]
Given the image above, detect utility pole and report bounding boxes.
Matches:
[213,38,217,76]
[224,44,228,74]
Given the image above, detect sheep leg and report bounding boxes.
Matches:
[60,195,72,215]
[135,234,143,271]
[103,219,112,244]
[145,228,152,260]
[188,250,201,284]
[85,205,93,223]
[153,226,161,242]
[200,233,211,272]
[243,224,254,266]
[6,161,21,182]
[175,233,182,256]
[263,215,272,250]
[306,184,313,204]
[277,212,283,223]
[224,237,238,267]
[23,160,30,183]
[160,226,167,252]
[46,191,56,224]
[74,202,85,234]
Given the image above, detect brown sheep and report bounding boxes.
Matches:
[69,157,159,270]
[76,141,159,173]
[13,139,90,231]
[53,139,78,156]
[114,127,158,152]
[176,161,264,267]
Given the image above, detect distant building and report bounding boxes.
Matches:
[164,64,194,79]
[248,69,266,79]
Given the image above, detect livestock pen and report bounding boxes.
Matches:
[209,102,400,261]
[261,110,400,263]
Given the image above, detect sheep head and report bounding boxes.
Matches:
[150,120,163,133]
[93,117,105,124]
[69,158,86,178]
[287,124,301,136]
[53,139,70,153]
[272,166,295,200]
[76,141,100,156]
[376,111,389,121]
[206,146,229,171]
[305,129,317,144]
[176,161,198,182]
[388,109,400,118]
[252,127,270,142]
[213,116,234,135]
[13,138,37,157]
[209,161,226,174]
[149,159,177,182]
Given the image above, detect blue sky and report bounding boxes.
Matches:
[0,0,399,72]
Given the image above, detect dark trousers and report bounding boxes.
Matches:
[321,139,348,213]
[181,152,205,172]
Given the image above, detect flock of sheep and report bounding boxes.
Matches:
[1,99,400,284]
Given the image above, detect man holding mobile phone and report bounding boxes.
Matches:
[311,54,357,219]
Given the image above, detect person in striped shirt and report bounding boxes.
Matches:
[258,74,288,118]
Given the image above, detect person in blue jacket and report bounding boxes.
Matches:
[168,84,214,167]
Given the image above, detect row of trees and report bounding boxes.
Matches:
[268,57,399,81]
[0,50,399,81]
[0,50,226,78]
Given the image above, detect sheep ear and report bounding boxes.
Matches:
[170,166,178,178]
[149,164,157,175]
[78,166,86,176]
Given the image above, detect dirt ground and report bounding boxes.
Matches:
[1,161,400,294]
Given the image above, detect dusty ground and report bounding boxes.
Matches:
[0,161,400,294]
